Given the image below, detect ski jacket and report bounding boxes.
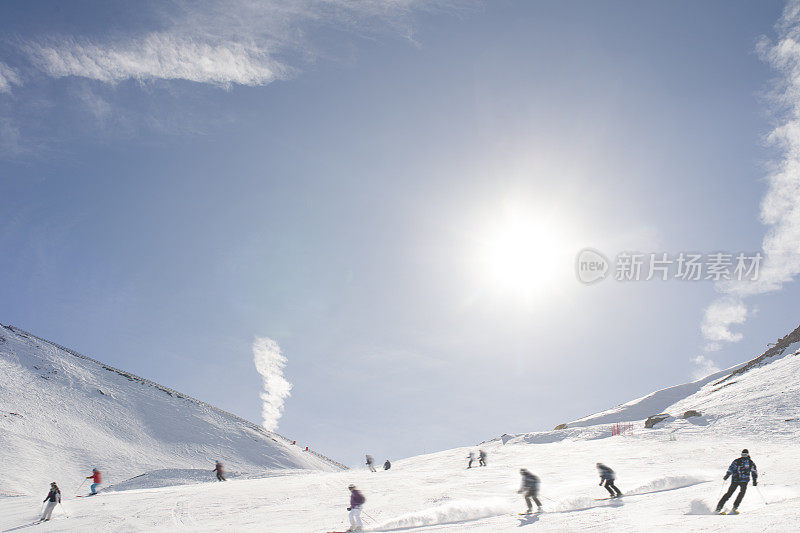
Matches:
[350,490,365,507]
[384,461,391,470]
[597,464,615,481]
[43,489,61,503]
[520,472,539,491]
[725,457,757,483]
[214,463,223,472]
[88,471,102,483]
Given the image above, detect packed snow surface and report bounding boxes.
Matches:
[3,323,800,531]
[0,325,339,497]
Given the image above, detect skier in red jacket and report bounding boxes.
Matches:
[86,468,102,495]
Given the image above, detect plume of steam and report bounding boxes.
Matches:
[252,336,292,432]
[701,2,800,350]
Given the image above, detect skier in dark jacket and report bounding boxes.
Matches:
[384,459,391,470]
[347,484,365,532]
[41,482,61,521]
[518,469,542,514]
[478,450,487,467]
[213,461,226,481]
[715,449,758,514]
[596,463,622,498]
[467,451,475,469]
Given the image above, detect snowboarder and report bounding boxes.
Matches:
[346,484,365,532]
[715,449,758,514]
[41,482,61,522]
[518,468,542,514]
[384,459,391,471]
[86,468,102,495]
[214,461,226,482]
[596,463,622,498]
[467,451,475,469]
[365,455,376,472]
[478,449,487,467]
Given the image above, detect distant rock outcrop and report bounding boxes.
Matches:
[645,414,671,428]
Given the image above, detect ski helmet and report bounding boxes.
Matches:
[741,449,749,457]
[348,484,356,490]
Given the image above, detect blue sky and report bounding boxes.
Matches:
[2,1,800,467]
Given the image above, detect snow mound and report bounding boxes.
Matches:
[627,476,708,495]
[685,499,716,515]
[371,498,513,530]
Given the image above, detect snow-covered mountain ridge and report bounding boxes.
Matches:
[0,323,344,496]
[495,323,800,445]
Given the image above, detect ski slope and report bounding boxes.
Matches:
[2,323,800,531]
[0,324,342,498]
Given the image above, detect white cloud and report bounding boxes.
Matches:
[700,297,747,347]
[0,118,24,156]
[252,336,293,432]
[701,2,800,350]
[691,355,720,381]
[20,0,450,88]
[27,34,289,87]
[0,63,21,93]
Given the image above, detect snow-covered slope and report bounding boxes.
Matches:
[563,324,800,433]
[2,323,800,531]
[0,324,343,496]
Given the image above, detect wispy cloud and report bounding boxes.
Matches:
[0,0,459,155]
[701,1,800,350]
[19,0,449,88]
[26,34,290,88]
[0,63,21,93]
[691,354,721,381]
[252,336,293,432]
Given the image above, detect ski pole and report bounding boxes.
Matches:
[75,479,86,495]
[755,485,768,505]
[716,480,726,498]
[361,510,378,523]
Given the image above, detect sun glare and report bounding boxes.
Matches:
[479,209,569,296]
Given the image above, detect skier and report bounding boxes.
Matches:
[478,449,487,467]
[346,484,365,532]
[518,468,542,514]
[41,482,61,522]
[384,459,391,471]
[213,461,226,482]
[365,455,376,472]
[467,451,475,469]
[596,463,622,498]
[86,468,102,495]
[715,449,758,514]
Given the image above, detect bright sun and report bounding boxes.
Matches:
[479,209,567,295]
